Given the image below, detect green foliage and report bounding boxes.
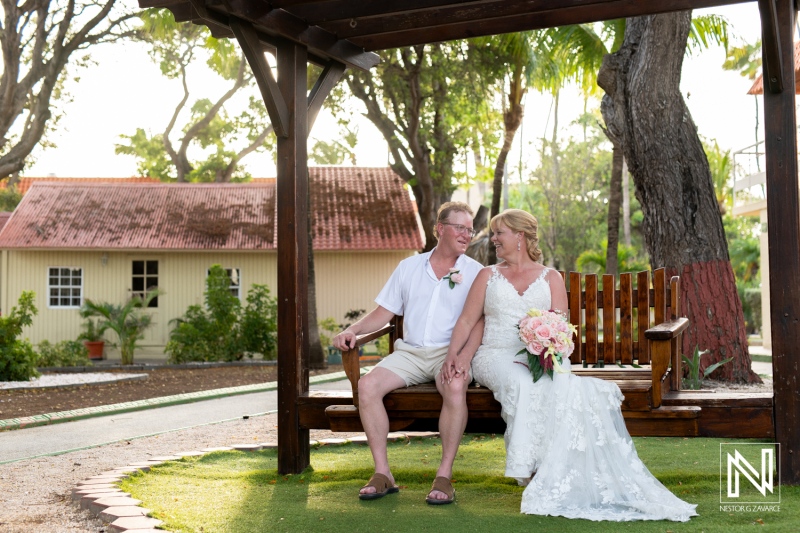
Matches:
[77,318,108,342]
[0,187,22,211]
[80,290,160,365]
[682,346,733,390]
[114,128,174,181]
[310,120,358,165]
[0,292,39,382]
[737,283,762,335]
[703,139,733,214]
[167,265,278,363]
[576,240,649,274]
[318,317,339,349]
[240,284,278,359]
[375,335,390,357]
[507,122,628,271]
[37,340,90,368]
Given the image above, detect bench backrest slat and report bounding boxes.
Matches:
[602,274,616,364]
[619,273,634,364]
[569,271,583,364]
[637,270,651,363]
[585,274,599,364]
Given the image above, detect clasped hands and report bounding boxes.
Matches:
[440,353,469,384]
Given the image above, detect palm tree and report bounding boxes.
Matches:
[80,289,161,365]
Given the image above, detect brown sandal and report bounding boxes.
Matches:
[359,473,399,500]
[426,476,455,505]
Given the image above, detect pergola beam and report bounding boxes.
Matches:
[143,0,379,71]
[345,0,753,50]
[763,0,800,485]
[229,18,290,138]
[758,0,785,93]
[308,61,346,133]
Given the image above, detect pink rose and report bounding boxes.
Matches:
[450,273,463,284]
[555,321,569,333]
[528,341,544,354]
[449,267,459,273]
[534,324,552,341]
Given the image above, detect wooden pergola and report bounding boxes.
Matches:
[139,0,799,482]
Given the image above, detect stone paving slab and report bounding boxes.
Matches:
[88,496,143,514]
[99,506,152,522]
[109,516,163,532]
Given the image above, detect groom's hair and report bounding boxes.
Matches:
[434,201,474,239]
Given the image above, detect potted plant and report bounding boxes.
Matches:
[79,289,161,365]
[78,318,107,360]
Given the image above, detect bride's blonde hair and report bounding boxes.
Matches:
[491,209,543,263]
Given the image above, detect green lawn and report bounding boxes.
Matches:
[119,435,796,533]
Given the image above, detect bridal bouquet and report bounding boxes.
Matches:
[517,309,576,382]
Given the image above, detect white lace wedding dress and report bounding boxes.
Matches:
[471,265,698,521]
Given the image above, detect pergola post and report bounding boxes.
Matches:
[275,39,310,475]
[760,0,800,484]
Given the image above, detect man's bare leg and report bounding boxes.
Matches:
[428,373,469,500]
[357,367,407,495]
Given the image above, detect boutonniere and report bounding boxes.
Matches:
[443,268,463,289]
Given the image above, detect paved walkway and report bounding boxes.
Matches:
[0,374,353,464]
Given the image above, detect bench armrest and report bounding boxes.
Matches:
[341,323,396,406]
[644,318,690,340]
[644,317,689,403]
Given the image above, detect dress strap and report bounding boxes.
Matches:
[488,264,502,285]
[536,267,550,283]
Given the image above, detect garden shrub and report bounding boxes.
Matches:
[0,292,40,382]
[167,265,277,363]
[240,284,278,359]
[37,340,91,368]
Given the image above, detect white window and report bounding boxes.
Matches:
[48,267,83,308]
[207,267,241,298]
[132,260,159,308]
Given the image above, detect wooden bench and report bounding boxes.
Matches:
[324,268,700,437]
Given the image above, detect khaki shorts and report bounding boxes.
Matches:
[374,339,473,387]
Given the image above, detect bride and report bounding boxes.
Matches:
[441,209,697,521]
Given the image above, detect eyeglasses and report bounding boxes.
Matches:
[441,222,477,238]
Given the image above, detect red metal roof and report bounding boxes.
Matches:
[0,168,422,251]
[1,176,160,195]
[0,212,11,232]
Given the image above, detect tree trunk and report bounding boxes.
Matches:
[488,100,525,264]
[598,12,759,383]
[606,143,624,276]
[307,185,325,369]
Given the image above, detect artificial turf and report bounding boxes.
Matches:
[119,434,796,532]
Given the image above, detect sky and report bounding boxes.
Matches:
[25,4,769,182]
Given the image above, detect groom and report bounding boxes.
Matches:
[332,201,484,504]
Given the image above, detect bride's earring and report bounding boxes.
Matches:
[517,237,521,251]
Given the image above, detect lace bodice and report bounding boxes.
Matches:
[482,265,552,351]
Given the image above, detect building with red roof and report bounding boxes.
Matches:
[0,168,422,360]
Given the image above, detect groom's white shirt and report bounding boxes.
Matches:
[375,248,482,348]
